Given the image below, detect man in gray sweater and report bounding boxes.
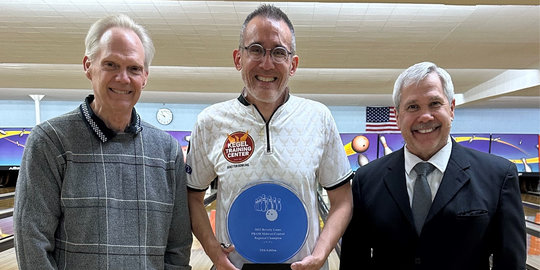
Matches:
[13,14,192,269]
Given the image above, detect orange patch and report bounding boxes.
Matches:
[222,131,254,163]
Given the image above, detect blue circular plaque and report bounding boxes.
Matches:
[227,182,309,263]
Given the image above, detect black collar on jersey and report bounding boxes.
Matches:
[237,87,291,106]
[79,94,142,143]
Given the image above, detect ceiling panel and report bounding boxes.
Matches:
[0,0,538,107]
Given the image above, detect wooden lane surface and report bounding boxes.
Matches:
[0,187,14,211]
[0,235,215,270]
[0,191,335,270]
[524,193,540,269]
[0,248,17,270]
[523,193,540,222]
[0,237,338,270]
[3,187,535,270]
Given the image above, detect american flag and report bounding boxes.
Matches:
[365,106,400,133]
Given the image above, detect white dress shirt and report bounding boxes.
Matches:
[405,137,452,207]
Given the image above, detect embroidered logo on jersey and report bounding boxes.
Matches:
[185,164,192,174]
[223,131,254,163]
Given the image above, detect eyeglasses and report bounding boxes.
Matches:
[242,44,293,63]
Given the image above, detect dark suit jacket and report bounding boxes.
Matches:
[340,140,526,270]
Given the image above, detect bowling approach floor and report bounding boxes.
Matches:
[0,237,339,270]
[0,189,537,269]
[0,190,339,270]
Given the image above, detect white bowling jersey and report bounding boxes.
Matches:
[186,94,352,269]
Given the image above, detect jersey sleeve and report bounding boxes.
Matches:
[318,107,353,189]
[185,112,217,191]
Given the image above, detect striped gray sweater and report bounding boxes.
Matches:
[14,97,192,270]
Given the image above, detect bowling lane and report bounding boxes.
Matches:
[523,193,540,222]
[524,192,540,270]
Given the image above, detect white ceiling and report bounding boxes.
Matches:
[0,0,539,108]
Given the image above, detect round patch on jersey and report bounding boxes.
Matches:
[223,131,254,163]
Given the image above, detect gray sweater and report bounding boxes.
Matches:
[14,97,192,269]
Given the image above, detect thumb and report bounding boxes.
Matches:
[220,243,236,254]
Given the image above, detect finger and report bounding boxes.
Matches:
[220,243,236,254]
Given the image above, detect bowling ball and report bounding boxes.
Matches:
[352,135,369,153]
[266,209,278,221]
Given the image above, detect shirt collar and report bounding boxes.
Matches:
[404,136,452,175]
[237,87,291,106]
[79,94,142,143]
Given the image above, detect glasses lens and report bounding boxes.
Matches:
[247,44,264,59]
[271,47,289,62]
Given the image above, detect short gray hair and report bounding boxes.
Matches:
[392,61,454,111]
[239,4,296,54]
[85,14,155,70]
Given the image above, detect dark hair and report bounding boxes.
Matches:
[239,4,296,53]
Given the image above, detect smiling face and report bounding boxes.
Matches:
[396,72,455,161]
[83,27,148,120]
[233,16,298,109]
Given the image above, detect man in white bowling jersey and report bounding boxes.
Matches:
[185,4,353,270]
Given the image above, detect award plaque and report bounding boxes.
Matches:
[227,182,309,266]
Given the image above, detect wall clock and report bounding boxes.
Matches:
[156,108,173,125]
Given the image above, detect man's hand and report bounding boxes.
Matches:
[209,243,239,270]
[291,182,352,270]
[188,190,240,270]
[290,255,324,270]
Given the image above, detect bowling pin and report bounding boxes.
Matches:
[358,153,369,167]
[522,157,532,173]
[380,135,393,156]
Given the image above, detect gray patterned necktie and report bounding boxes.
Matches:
[412,162,436,235]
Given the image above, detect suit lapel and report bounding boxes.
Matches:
[383,149,416,227]
[426,140,470,222]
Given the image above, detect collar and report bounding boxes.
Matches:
[79,94,142,143]
[237,87,291,106]
[404,136,452,175]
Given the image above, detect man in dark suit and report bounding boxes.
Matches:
[340,61,526,270]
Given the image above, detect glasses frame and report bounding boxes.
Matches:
[241,43,293,63]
